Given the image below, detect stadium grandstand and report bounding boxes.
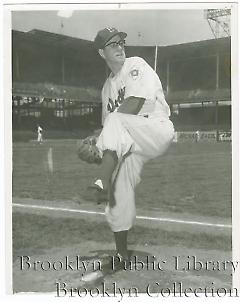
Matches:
[12,29,231,141]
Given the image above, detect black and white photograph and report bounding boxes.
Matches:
[1,1,240,301]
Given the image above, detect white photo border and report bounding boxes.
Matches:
[1,1,239,302]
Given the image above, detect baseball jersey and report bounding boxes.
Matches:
[101,56,170,124]
[38,126,42,134]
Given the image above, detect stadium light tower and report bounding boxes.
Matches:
[204,9,231,38]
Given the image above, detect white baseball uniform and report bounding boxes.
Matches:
[96,56,174,232]
[37,126,43,143]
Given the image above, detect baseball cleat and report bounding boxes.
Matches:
[100,252,130,273]
[83,179,109,204]
[111,252,131,271]
[81,270,104,283]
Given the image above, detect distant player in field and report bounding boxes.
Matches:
[195,130,200,143]
[85,27,174,266]
[37,124,43,144]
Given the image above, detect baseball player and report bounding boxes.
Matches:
[195,130,200,143]
[78,27,174,267]
[37,124,43,144]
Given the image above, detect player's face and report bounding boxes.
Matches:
[101,35,126,64]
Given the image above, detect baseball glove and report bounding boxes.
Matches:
[77,136,101,164]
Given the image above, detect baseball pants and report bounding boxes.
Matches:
[96,112,174,232]
[37,133,42,142]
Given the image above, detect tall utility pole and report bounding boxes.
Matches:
[154,46,158,72]
[204,9,231,38]
[60,19,65,85]
[57,11,73,84]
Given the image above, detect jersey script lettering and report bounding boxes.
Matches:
[107,87,126,112]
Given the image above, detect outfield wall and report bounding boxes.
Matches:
[174,130,231,143]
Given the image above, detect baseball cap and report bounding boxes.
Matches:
[94,27,127,49]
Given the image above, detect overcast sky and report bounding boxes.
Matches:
[12,9,216,46]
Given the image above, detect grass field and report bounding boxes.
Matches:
[13,139,232,217]
[12,138,232,293]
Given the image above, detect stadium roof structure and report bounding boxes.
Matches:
[156,37,230,61]
[13,29,93,50]
[13,29,230,60]
[12,29,231,104]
